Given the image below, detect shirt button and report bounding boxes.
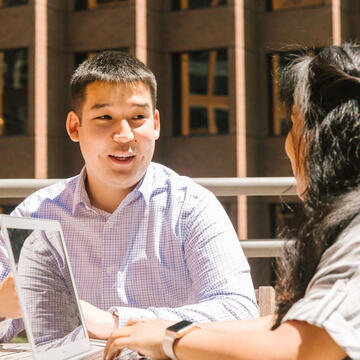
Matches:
[106,266,113,274]
[108,222,114,228]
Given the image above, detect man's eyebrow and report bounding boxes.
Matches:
[90,103,112,110]
[131,102,150,109]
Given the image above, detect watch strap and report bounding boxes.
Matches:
[162,333,178,359]
[162,321,199,360]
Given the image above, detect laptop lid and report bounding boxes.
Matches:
[0,215,96,360]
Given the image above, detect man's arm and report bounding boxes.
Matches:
[0,274,21,319]
[0,233,24,342]
[83,189,258,338]
[102,318,346,360]
[142,189,258,321]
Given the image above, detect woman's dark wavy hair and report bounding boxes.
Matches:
[273,43,360,328]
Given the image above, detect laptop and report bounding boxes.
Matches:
[0,215,148,360]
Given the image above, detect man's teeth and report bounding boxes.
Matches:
[112,155,133,160]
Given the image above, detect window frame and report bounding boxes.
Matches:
[175,48,229,137]
[0,0,28,7]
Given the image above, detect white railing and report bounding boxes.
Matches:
[0,177,297,198]
[0,177,297,257]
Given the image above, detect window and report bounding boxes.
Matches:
[0,48,28,136]
[0,205,15,214]
[269,49,314,136]
[75,0,127,10]
[0,0,27,7]
[173,49,229,136]
[268,0,325,11]
[172,0,226,10]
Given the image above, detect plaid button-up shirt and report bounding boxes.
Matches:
[0,162,258,341]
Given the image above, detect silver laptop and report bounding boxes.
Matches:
[0,215,147,360]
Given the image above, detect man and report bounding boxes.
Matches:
[0,51,258,341]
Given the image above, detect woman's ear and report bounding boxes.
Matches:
[66,111,80,142]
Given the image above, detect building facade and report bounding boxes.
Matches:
[0,0,359,284]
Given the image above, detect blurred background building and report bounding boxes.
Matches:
[0,0,358,285]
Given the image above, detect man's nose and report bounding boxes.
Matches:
[113,120,134,143]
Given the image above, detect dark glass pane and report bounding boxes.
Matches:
[1,0,27,6]
[189,51,209,95]
[97,0,125,4]
[214,108,228,134]
[190,106,208,134]
[214,49,228,95]
[172,0,226,10]
[188,0,226,9]
[0,205,15,214]
[2,49,28,136]
[75,0,87,10]
[75,0,126,10]
[171,0,179,10]
[74,52,89,70]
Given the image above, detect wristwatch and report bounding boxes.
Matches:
[162,320,198,360]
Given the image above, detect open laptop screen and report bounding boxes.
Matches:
[7,227,87,351]
[0,216,92,360]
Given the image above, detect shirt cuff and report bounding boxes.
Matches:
[0,318,24,342]
[108,307,156,328]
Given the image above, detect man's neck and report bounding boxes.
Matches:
[85,181,135,214]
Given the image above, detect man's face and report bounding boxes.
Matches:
[66,81,160,204]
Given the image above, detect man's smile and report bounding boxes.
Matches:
[109,153,136,164]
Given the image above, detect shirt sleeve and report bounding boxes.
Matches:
[0,232,10,282]
[112,188,259,326]
[283,219,360,359]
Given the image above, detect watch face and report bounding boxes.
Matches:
[167,320,193,332]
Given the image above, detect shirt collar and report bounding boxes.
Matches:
[133,162,154,205]
[72,164,155,215]
[72,167,92,215]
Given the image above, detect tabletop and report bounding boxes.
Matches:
[0,342,33,359]
[0,342,151,359]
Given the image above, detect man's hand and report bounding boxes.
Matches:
[80,300,116,339]
[103,318,174,360]
[0,274,22,319]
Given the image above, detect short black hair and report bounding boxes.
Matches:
[70,51,157,114]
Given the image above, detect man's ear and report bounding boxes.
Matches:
[66,111,81,142]
[154,109,160,140]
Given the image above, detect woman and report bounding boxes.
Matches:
[103,44,360,360]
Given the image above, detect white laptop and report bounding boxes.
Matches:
[0,215,147,360]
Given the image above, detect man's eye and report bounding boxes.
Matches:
[95,115,112,120]
[133,115,145,120]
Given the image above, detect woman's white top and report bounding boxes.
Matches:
[283,215,360,360]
